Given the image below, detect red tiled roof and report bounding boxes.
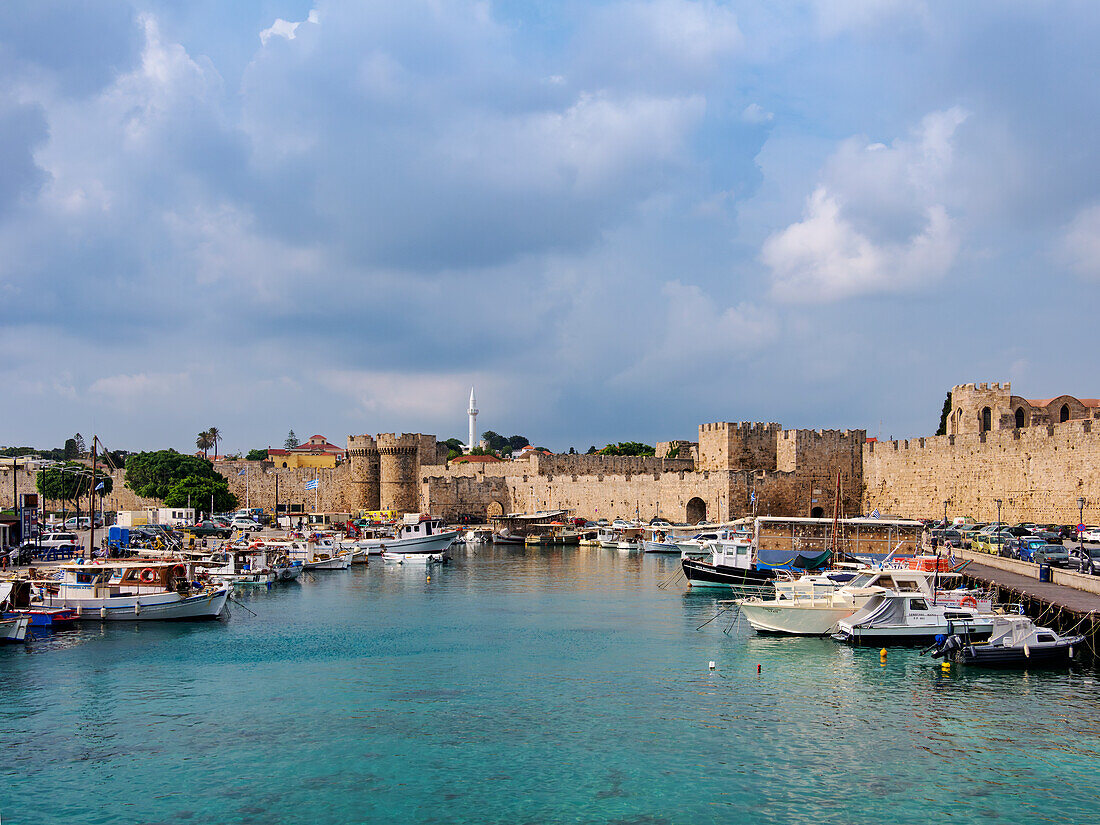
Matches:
[1026,397,1100,408]
[452,454,503,463]
[267,449,290,455]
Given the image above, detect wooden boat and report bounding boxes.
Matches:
[1,614,29,642]
[1,580,78,628]
[32,561,229,620]
[682,540,777,589]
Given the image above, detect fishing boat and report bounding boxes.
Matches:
[381,551,445,564]
[832,592,994,646]
[32,561,230,620]
[930,615,1085,666]
[359,514,457,557]
[275,559,304,581]
[1,614,29,642]
[202,546,277,588]
[739,569,988,636]
[1,580,78,628]
[275,537,353,570]
[681,539,776,589]
[676,530,721,559]
[615,526,644,550]
[464,528,492,544]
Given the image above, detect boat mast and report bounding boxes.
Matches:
[89,436,97,562]
[830,471,841,564]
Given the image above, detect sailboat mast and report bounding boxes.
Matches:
[830,471,841,563]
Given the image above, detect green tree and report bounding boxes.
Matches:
[164,474,237,512]
[598,442,655,457]
[73,433,86,456]
[586,446,597,454]
[196,430,213,457]
[444,437,465,452]
[481,430,510,452]
[285,430,299,449]
[935,392,952,436]
[507,434,530,452]
[245,449,268,461]
[125,450,225,500]
[63,438,79,460]
[568,446,576,455]
[666,446,681,458]
[37,463,113,509]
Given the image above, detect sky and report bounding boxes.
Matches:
[3,1,1100,455]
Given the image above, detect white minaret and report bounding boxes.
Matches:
[468,386,479,451]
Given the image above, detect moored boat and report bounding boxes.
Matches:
[833,592,994,646]
[1,581,78,628]
[1,614,29,642]
[930,615,1085,666]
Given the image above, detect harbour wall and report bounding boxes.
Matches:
[863,418,1100,523]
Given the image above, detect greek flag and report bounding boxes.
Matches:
[238,468,247,475]
[304,479,319,490]
[750,491,756,504]
[95,481,105,491]
[869,508,880,519]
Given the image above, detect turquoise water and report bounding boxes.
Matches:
[2,547,1099,824]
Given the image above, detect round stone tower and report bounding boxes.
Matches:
[378,433,420,513]
[346,434,381,511]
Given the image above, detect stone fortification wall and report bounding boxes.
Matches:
[697,422,781,471]
[863,419,1100,523]
[530,454,695,475]
[655,440,698,461]
[216,462,357,513]
[776,428,864,484]
[378,433,420,513]
[347,435,381,511]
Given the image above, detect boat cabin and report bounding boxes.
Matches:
[397,514,447,540]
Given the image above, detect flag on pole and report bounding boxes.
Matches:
[869,508,881,519]
[95,481,105,491]
[238,468,247,476]
[750,491,756,504]
[304,479,319,490]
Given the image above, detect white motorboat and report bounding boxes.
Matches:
[2,615,29,643]
[364,514,457,557]
[597,527,619,548]
[465,528,492,544]
[930,614,1085,666]
[833,592,995,646]
[739,568,988,636]
[33,561,229,620]
[272,537,353,570]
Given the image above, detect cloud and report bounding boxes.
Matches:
[1061,203,1100,279]
[260,10,319,46]
[762,108,967,302]
[741,103,773,124]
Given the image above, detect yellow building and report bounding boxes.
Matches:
[267,435,345,469]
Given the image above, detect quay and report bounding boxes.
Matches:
[954,547,1100,658]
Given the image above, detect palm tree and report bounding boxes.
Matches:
[196,430,214,458]
[207,427,222,460]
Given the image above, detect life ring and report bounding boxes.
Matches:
[172,564,187,579]
[960,596,978,608]
[139,567,158,583]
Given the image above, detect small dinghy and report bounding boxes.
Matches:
[1,614,29,643]
[929,614,1084,667]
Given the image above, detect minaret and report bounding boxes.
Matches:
[468,386,479,451]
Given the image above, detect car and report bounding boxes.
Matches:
[34,532,80,549]
[188,521,231,538]
[979,534,1010,555]
[230,516,260,531]
[63,517,92,530]
[1078,526,1100,542]
[1005,537,1047,561]
[1069,545,1100,574]
[1026,526,1063,544]
[1032,544,1071,567]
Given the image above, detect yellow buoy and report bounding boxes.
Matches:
[941,661,951,672]
[879,648,887,659]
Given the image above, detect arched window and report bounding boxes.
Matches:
[1015,408,1025,428]
[981,407,991,432]
[1060,404,1070,422]
[282,462,288,468]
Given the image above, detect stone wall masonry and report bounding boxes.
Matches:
[531,454,695,475]
[863,419,1100,523]
[216,462,357,513]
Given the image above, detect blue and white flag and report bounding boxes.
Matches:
[304,479,319,490]
[869,508,880,519]
[95,481,105,491]
[750,491,756,504]
[238,467,247,475]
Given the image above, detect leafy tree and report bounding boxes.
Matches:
[164,474,237,512]
[507,434,530,452]
[125,450,226,500]
[598,442,656,457]
[935,392,952,436]
[196,431,213,457]
[73,433,86,456]
[586,446,597,454]
[245,449,268,461]
[285,430,300,449]
[666,446,681,459]
[37,463,113,509]
[208,426,222,458]
[444,438,465,452]
[470,446,500,457]
[447,448,463,461]
[481,430,511,452]
[63,438,79,460]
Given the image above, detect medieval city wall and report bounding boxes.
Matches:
[863,419,1100,523]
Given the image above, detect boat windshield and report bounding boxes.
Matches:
[844,573,875,588]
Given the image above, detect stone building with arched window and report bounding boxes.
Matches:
[945,382,1100,435]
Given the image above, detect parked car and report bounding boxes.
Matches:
[1077,526,1100,543]
[230,516,259,531]
[1033,544,1071,567]
[977,534,1010,555]
[1025,525,1064,544]
[1069,545,1100,574]
[188,520,231,538]
[63,517,92,530]
[34,532,81,549]
[1004,537,1047,561]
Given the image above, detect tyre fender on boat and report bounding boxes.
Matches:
[960,596,977,608]
[139,567,158,583]
[172,564,187,579]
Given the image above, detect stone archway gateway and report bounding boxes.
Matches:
[686,497,707,524]
[486,501,504,518]
[810,506,825,518]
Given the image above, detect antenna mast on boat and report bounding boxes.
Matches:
[830,471,842,563]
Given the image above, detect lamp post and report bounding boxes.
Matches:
[994,498,1002,528]
[943,500,949,529]
[1078,498,1086,555]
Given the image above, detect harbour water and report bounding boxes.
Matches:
[3,548,1099,824]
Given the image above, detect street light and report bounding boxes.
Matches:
[1078,497,1086,552]
[943,500,949,529]
[994,498,1002,528]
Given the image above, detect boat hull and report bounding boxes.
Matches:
[834,622,994,647]
[304,556,352,570]
[738,603,855,636]
[375,532,457,555]
[952,638,1084,666]
[45,588,230,621]
[643,540,680,553]
[682,558,776,588]
[1,615,29,642]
